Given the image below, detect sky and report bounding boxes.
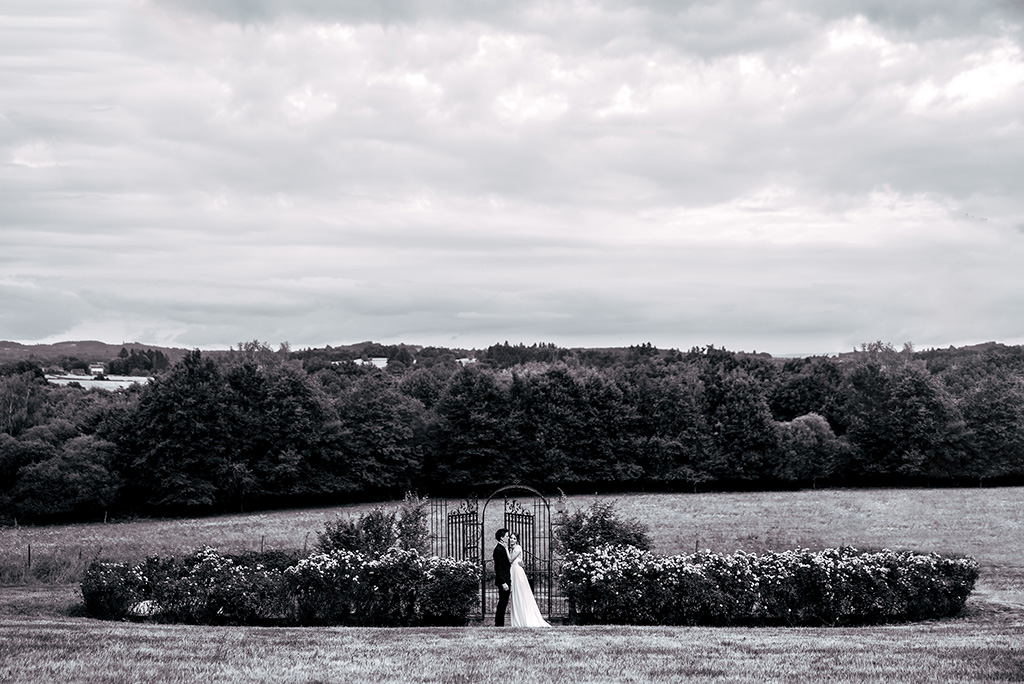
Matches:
[3,0,1024,356]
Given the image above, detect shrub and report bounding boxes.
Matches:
[356,547,427,626]
[659,556,729,625]
[557,544,664,624]
[356,507,399,557]
[226,549,303,572]
[560,545,979,626]
[420,555,480,626]
[396,492,430,555]
[316,492,430,557]
[554,499,652,556]
[284,549,364,625]
[82,544,480,627]
[316,517,361,555]
[152,547,291,625]
[81,561,144,620]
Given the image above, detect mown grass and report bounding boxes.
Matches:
[1,607,1022,683]
[2,487,1023,683]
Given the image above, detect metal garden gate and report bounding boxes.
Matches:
[428,485,566,621]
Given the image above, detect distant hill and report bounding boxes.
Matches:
[6,338,1014,371]
[0,340,192,366]
[0,339,478,369]
[0,338,782,369]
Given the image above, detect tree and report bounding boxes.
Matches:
[0,372,45,436]
[220,358,339,506]
[617,365,714,484]
[11,435,120,521]
[842,344,967,481]
[770,356,845,431]
[521,364,631,484]
[772,413,846,486]
[332,373,427,493]
[430,366,512,487]
[126,350,232,510]
[704,368,778,481]
[959,372,1024,483]
[398,366,454,410]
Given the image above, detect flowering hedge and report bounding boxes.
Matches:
[560,545,978,626]
[284,547,479,626]
[81,546,479,627]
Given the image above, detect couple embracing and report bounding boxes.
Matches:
[493,528,550,627]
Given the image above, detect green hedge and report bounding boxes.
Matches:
[81,546,479,626]
[560,545,978,626]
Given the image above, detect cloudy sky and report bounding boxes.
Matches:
[3,0,1024,356]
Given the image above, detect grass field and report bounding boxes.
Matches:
[2,487,1023,682]
[2,487,1022,580]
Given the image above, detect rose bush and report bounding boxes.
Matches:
[82,545,480,627]
[420,555,481,626]
[285,549,364,625]
[80,560,145,620]
[561,545,978,626]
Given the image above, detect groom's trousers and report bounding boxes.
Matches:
[495,586,511,626]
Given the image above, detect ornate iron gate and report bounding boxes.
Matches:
[429,497,478,561]
[447,499,479,562]
[482,485,564,622]
[429,485,566,622]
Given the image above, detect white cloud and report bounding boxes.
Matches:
[2,0,1024,354]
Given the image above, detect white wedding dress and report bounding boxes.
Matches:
[510,555,550,627]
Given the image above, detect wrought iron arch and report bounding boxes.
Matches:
[479,484,561,622]
[428,484,567,621]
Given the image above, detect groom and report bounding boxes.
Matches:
[493,528,511,626]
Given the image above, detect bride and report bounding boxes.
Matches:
[507,533,550,627]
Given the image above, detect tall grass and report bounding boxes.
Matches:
[0,545,90,584]
[0,501,389,585]
[579,487,1024,568]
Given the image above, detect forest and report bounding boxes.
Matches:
[2,339,1024,523]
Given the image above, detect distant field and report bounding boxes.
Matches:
[579,486,1024,567]
[2,487,1022,583]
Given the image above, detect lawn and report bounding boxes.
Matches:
[1,587,1021,683]
[1,487,1023,682]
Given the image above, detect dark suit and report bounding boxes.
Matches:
[493,543,512,626]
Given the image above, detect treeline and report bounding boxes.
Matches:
[106,347,171,375]
[2,339,1024,523]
